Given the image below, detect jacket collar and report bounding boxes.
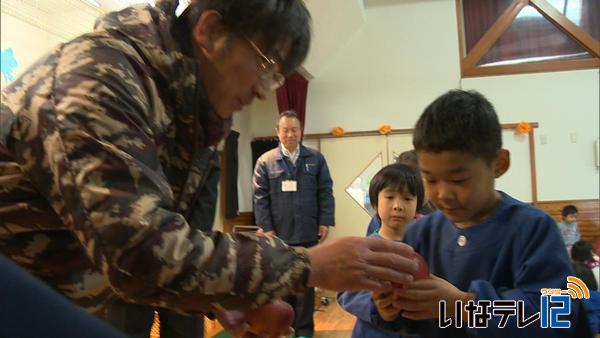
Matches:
[277,144,311,160]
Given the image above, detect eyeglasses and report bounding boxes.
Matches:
[244,36,285,91]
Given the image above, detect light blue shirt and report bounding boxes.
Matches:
[557,221,580,246]
[280,144,300,166]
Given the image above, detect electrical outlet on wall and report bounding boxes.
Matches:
[540,135,547,145]
[570,132,577,143]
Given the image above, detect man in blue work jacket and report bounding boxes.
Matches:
[253,110,335,338]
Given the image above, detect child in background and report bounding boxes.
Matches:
[396,150,437,216]
[571,240,598,290]
[369,89,590,337]
[338,163,424,338]
[571,240,600,290]
[366,150,434,236]
[558,205,581,254]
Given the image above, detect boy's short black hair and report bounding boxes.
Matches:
[413,89,502,162]
[177,0,311,74]
[571,240,593,262]
[369,163,424,215]
[562,205,578,217]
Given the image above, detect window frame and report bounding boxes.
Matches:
[456,0,600,77]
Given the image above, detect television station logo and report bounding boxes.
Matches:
[439,276,589,329]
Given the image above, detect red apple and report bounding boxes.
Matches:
[245,300,294,336]
[391,252,430,290]
[398,251,430,281]
[411,252,430,280]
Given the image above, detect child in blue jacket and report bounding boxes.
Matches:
[370,89,591,337]
[338,162,424,338]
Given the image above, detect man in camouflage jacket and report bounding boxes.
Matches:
[0,0,311,315]
[0,0,419,333]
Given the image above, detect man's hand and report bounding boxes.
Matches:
[392,275,475,321]
[212,301,295,338]
[318,225,329,242]
[256,228,275,237]
[306,237,418,292]
[212,306,249,337]
[373,290,401,322]
[245,300,294,338]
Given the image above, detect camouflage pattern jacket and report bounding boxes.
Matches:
[0,0,309,315]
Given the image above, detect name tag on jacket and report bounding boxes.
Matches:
[282,180,297,192]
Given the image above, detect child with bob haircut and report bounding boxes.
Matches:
[558,204,581,254]
[370,89,591,337]
[338,163,424,338]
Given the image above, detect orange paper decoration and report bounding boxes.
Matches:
[379,124,392,135]
[331,127,345,137]
[516,121,531,134]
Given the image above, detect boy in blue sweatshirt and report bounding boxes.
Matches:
[370,89,591,337]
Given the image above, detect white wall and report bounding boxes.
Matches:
[0,13,64,88]
[1,0,98,89]
[462,70,600,201]
[301,0,366,78]
[248,92,280,137]
[305,0,461,134]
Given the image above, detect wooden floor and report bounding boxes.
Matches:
[312,290,356,337]
[150,289,355,338]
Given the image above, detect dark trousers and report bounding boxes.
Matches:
[0,256,127,338]
[106,300,203,338]
[286,241,318,337]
